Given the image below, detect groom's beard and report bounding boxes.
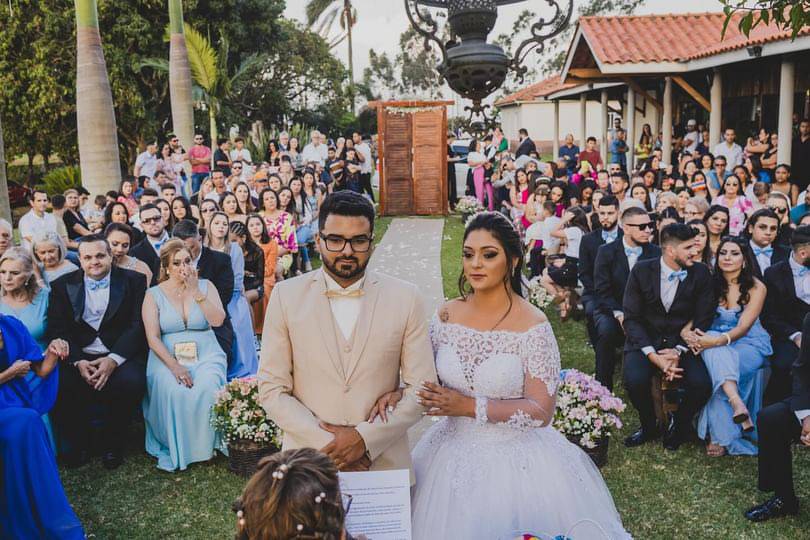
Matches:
[323,255,370,280]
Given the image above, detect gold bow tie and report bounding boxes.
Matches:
[325,289,365,299]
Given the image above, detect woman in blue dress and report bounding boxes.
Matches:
[205,211,258,378]
[0,314,83,538]
[142,239,228,471]
[684,237,772,456]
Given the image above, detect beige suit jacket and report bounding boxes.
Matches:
[258,269,438,476]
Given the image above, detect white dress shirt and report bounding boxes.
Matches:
[623,239,641,270]
[323,270,365,341]
[301,143,327,166]
[82,273,126,366]
[18,210,58,250]
[640,259,686,358]
[750,240,774,274]
[713,141,744,169]
[149,231,170,256]
[355,142,373,174]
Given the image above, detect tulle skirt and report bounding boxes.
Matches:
[411,417,632,540]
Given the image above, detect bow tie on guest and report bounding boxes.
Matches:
[624,246,642,258]
[668,270,688,282]
[86,276,110,291]
[793,266,809,278]
[602,230,618,243]
[753,246,774,257]
[324,289,365,299]
[151,240,165,252]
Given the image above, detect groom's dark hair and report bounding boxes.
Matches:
[318,191,375,233]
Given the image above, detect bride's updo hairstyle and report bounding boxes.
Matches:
[233,448,346,540]
[459,211,524,299]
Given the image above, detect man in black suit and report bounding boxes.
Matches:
[762,225,810,404]
[745,312,810,522]
[622,223,714,450]
[129,203,169,286]
[593,206,660,390]
[172,219,235,366]
[514,128,536,158]
[747,208,789,280]
[578,195,620,347]
[48,235,147,469]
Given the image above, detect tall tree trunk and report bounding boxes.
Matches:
[169,0,194,156]
[75,0,122,196]
[0,114,11,223]
[209,105,218,169]
[344,0,355,113]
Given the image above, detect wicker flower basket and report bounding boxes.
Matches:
[228,439,278,478]
[567,435,609,468]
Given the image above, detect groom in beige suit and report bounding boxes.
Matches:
[258,192,437,475]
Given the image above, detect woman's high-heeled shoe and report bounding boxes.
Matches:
[730,396,754,433]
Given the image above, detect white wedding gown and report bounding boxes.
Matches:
[411,318,632,540]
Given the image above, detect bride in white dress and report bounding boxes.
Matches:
[371,213,631,539]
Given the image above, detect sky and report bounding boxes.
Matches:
[283,0,724,73]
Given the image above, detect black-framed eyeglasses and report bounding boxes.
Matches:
[319,233,373,253]
[624,222,654,231]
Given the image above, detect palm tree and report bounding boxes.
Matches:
[306,0,356,112]
[138,24,263,160]
[168,0,194,154]
[75,0,121,195]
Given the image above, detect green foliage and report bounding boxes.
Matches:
[38,166,81,196]
[720,1,810,40]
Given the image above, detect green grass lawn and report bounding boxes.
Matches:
[61,214,809,539]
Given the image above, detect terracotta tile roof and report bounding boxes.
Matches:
[495,74,577,107]
[578,12,810,65]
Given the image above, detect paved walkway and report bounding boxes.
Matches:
[369,217,446,447]
[369,217,445,315]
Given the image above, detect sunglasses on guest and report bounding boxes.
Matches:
[769,206,788,215]
[624,222,654,231]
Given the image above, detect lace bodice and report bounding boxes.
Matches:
[429,316,561,431]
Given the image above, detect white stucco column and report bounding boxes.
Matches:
[627,88,636,171]
[579,93,587,147]
[601,89,609,166]
[710,68,723,148]
[777,58,795,165]
[552,99,560,159]
[662,77,673,166]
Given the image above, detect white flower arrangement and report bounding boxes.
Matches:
[553,369,626,449]
[456,195,485,215]
[526,277,553,310]
[211,377,281,447]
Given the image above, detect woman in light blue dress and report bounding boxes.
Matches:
[0,247,57,450]
[142,239,228,472]
[685,237,771,456]
[205,211,258,379]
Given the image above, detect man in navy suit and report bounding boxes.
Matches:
[746,208,789,280]
[592,206,660,390]
[514,128,537,158]
[622,223,714,450]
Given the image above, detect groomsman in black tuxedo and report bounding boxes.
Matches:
[622,223,714,450]
[172,219,235,364]
[48,235,147,469]
[129,203,169,286]
[578,195,620,347]
[745,312,810,522]
[592,206,660,389]
[746,208,789,280]
[762,226,810,404]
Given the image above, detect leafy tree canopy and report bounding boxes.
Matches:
[719,1,810,40]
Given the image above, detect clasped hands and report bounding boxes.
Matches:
[6,338,69,379]
[75,356,118,391]
[649,349,682,382]
[367,381,472,422]
[681,327,725,355]
[319,422,370,472]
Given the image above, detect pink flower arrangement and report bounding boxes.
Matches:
[211,377,281,446]
[553,369,625,449]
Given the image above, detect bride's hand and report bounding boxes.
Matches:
[417,381,474,418]
[368,389,403,424]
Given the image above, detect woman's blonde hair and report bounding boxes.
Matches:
[0,247,41,301]
[234,448,345,540]
[32,231,67,266]
[158,239,191,283]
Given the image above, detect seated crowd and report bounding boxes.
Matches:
[465,120,809,523]
[0,129,376,537]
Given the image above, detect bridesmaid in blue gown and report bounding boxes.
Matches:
[0,315,83,539]
[142,240,228,471]
[685,237,772,456]
[205,211,258,379]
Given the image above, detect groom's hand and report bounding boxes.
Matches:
[319,422,367,469]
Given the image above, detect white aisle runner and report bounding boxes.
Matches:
[368,217,446,448]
